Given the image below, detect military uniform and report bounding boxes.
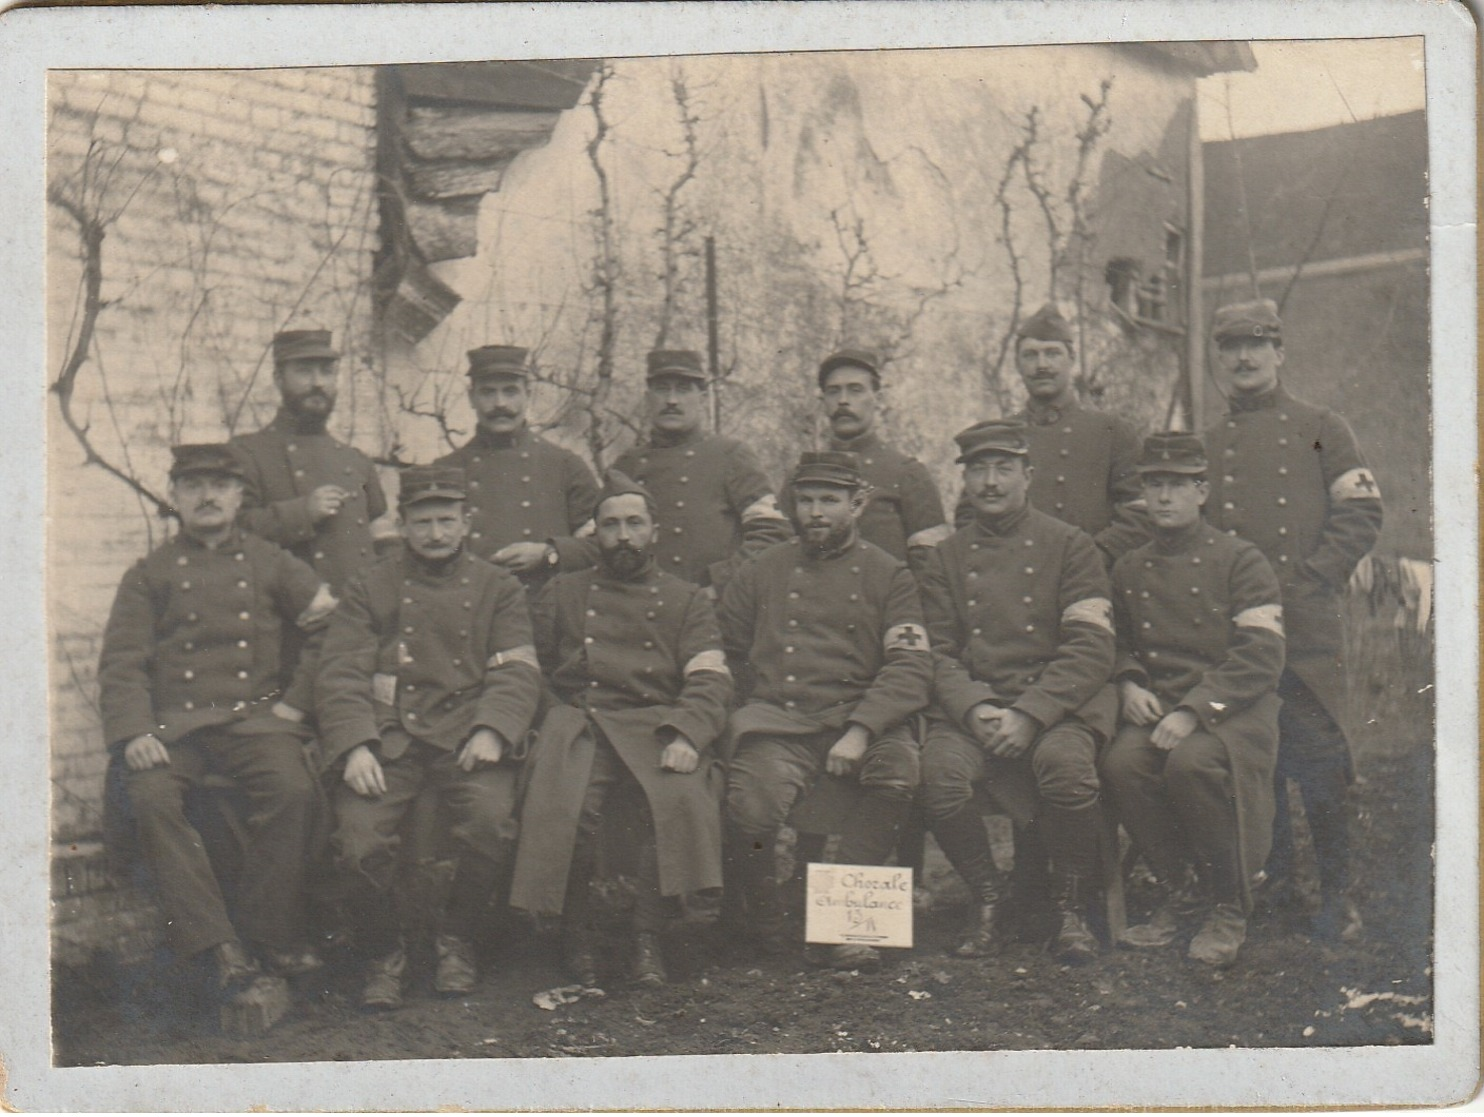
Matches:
[719,454,930,957]
[614,430,790,591]
[1103,518,1285,912]
[923,420,1117,957]
[783,431,949,568]
[99,447,335,962]
[509,533,733,941]
[231,382,388,596]
[316,468,542,973]
[435,425,599,573]
[954,401,1147,561]
[1202,300,1382,925]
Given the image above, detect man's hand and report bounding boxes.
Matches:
[491,541,553,574]
[659,735,701,774]
[271,701,305,724]
[343,743,386,797]
[1119,680,1166,727]
[967,702,1004,746]
[458,727,506,771]
[306,484,351,523]
[1150,708,1199,751]
[986,708,1040,759]
[826,724,871,777]
[123,734,170,771]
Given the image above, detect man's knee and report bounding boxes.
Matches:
[1030,726,1099,808]
[1165,734,1230,797]
[125,767,187,825]
[859,728,920,799]
[725,779,787,838]
[332,799,400,882]
[450,773,520,856]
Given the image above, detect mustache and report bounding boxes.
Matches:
[483,409,520,420]
[832,408,857,419]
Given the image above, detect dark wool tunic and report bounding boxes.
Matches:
[99,527,332,746]
[435,424,599,570]
[1203,384,1382,721]
[1112,519,1286,893]
[230,410,389,592]
[315,549,540,767]
[613,429,791,591]
[922,504,1118,738]
[509,562,734,912]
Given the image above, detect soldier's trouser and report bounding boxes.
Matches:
[1102,723,1243,910]
[334,740,519,953]
[126,728,317,958]
[727,723,919,867]
[1269,669,1353,897]
[923,718,1102,880]
[563,734,666,936]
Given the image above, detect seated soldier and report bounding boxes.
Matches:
[316,466,541,1008]
[509,472,733,986]
[98,444,335,997]
[919,420,1117,963]
[1102,432,1285,967]
[720,451,931,972]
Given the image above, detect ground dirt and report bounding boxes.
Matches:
[54,725,1434,1065]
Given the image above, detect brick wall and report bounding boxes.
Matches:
[47,67,382,969]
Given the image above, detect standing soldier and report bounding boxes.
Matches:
[230,328,391,594]
[98,445,336,996]
[613,349,791,595]
[720,451,931,971]
[316,466,542,1009]
[436,345,600,586]
[780,348,952,904]
[920,420,1118,962]
[784,348,951,571]
[1102,431,1286,967]
[954,304,1147,563]
[1202,299,1382,940]
[510,472,734,986]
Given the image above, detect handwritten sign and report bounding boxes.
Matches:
[803,863,913,948]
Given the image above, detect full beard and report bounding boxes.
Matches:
[799,520,854,559]
[600,543,649,579]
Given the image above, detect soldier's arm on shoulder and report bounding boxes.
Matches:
[1307,410,1383,588]
[902,460,953,574]
[97,560,161,748]
[952,485,974,530]
[661,587,734,752]
[1178,544,1285,729]
[230,440,317,545]
[725,442,793,553]
[363,453,390,521]
[849,564,932,736]
[529,577,562,676]
[1012,530,1115,730]
[474,570,542,745]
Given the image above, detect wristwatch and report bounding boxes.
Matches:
[543,543,560,568]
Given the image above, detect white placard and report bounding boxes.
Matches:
[803,862,914,948]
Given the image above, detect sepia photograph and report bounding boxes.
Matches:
[2,0,1476,1110]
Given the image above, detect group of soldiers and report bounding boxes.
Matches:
[97,296,1383,1015]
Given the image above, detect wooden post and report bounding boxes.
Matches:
[1185,94,1206,430]
[706,235,720,431]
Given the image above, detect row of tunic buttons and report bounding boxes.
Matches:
[585,583,664,685]
[782,562,864,705]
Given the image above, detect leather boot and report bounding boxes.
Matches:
[1049,872,1098,964]
[725,829,788,953]
[631,931,667,986]
[433,933,479,995]
[563,930,599,987]
[836,790,911,867]
[361,944,407,1010]
[1121,868,1199,949]
[211,940,261,996]
[930,805,1007,957]
[1188,903,1247,967]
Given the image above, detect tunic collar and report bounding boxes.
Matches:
[1228,385,1285,415]
[598,552,658,583]
[802,531,861,564]
[828,430,883,455]
[177,525,246,552]
[472,423,531,451]
[405,546,469,581]
[1149,518,1207,555]
[269,407,331,437]
[649,426,705,450]
[972,502,1031,538]
[1022,398,1079,427]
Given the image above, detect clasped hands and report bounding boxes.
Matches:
[967,703,1040,759]
[1118,680,1198,751]
[343,727,508,798]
